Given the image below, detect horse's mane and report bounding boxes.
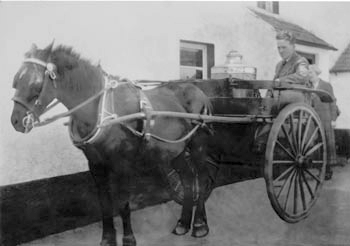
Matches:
[53,45,87,63]
[51,45,101,92]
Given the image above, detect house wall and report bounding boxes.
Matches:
[330,72,350,129]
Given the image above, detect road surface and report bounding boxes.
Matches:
[21,164,350,246]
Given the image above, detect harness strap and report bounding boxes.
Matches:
[139,90,155,140]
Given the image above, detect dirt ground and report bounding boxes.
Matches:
[21,164,350,246]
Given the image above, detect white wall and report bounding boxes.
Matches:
[330,72,350,129]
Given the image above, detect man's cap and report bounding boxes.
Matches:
[276,30,296,44]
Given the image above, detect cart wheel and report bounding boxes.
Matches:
[165,149,215,205]
[265,102,327,223]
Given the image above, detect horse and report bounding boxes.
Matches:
[10,42,213,246]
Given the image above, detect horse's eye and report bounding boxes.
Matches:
[33,85,42,94]
[29,84,42,98]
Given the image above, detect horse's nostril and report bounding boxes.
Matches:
[11,115,18,126]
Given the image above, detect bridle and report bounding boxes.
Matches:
[12,58,59,133]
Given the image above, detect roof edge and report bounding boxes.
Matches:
[249,8,337,51]
[330,68,350,73]
[296,40,338,51]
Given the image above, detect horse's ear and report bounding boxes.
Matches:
[30,43,38,52]
[44,39,55,53]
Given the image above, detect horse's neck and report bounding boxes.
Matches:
[57,65,103,135]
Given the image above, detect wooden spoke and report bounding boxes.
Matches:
[282,124,297,156]
[304,169,321,184]
[289,114,298,155]
[298,169,307,211]
[304,142,324,157]
[167,169,176,177]
[283,169,297,211]
[298,110,303,153]
[276,140,296,160]
[174,182,181,191]
[302,126,320,155]
[300,114,312,155]
[276,167,295,199]
[274,165,295,184]
[293,169,299,214]
[300,169,315,199]
[273,160,295,165]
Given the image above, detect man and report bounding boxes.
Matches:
[269,30,311,104]
[255,30,310,153]
[309,65,340,180]
[274,30,309,84]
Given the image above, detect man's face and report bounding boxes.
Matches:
[277,39,295,60]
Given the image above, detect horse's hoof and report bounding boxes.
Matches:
[172,220,190,236]
[122,234,136,246]
[100,239,117,246]
[191,221,209,238]
[325,170,333,181]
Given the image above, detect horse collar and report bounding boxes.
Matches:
[69,76,154,147]
[68,76,116,146]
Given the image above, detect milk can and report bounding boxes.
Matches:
[211,50,257,97]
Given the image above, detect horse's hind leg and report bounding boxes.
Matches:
[171,151,195,236]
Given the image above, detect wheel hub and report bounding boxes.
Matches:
[296,154,312,168]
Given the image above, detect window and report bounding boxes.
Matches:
[297,51,316,64]
[180,41,214,80]
[257,1,279,14]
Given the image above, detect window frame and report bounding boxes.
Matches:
[180,41,208,79]
[297,51,316,65]
[257,1,279,14]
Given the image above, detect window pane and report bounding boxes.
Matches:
[273,1,279,14]
[180,67,203,79]
[297,52,316,64]
[180,48,203,67]
[257,1,266,9]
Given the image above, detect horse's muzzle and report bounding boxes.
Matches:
[11,109,26,133]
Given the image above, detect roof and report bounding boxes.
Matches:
[330,42,350,73]
[251,9,337,51]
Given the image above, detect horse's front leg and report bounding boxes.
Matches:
[89,162,117,246]
[111,173,136,246]
[171,152,194,236]
[119,202,136,246]
[191,135,211,238]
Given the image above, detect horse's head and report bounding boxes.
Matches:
[11,41,57,133]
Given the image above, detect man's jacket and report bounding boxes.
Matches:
[274,52,309,85]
